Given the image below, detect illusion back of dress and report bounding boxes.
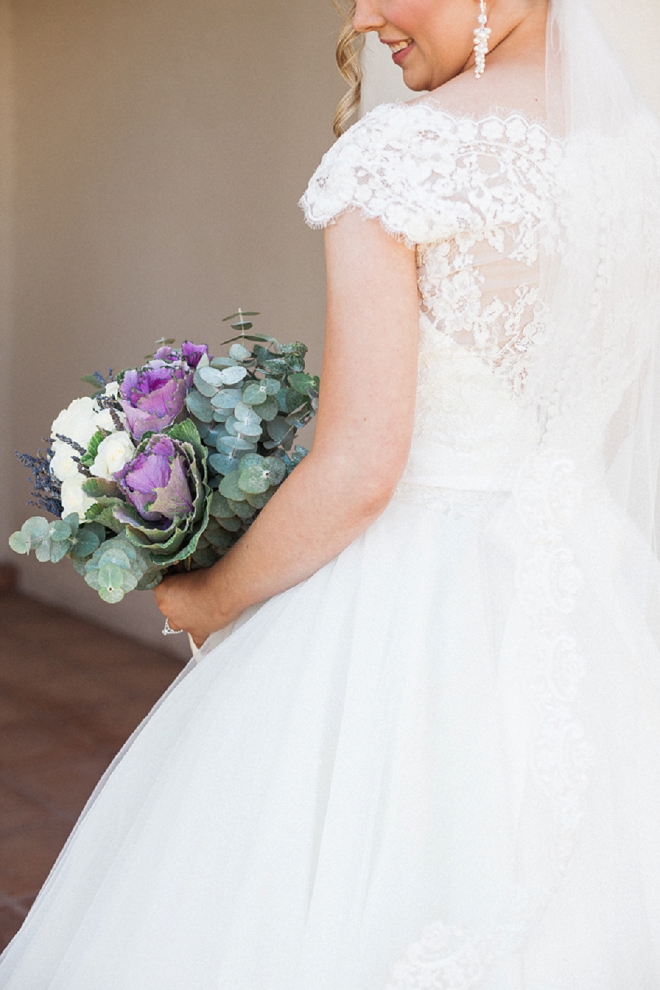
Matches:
[301,101,560,493]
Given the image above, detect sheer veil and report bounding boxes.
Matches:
[384,0,660,984]
[537,0,660,549]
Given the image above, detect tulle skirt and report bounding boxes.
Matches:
[1,481,660,989]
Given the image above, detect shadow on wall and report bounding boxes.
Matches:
[2,0,343,652]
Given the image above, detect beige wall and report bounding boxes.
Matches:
[0,0,13,562]
[4,0,342,656]
[361,31,412,115]
[595,0,660,114]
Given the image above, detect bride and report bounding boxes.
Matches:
[3,0,660,986]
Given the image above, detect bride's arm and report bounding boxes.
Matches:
[155,210,420,646]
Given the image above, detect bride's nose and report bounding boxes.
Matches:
[353,0,387,34]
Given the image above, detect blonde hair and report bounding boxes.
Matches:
[333,0,365,138]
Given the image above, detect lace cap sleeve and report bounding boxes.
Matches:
[299,102,471,248]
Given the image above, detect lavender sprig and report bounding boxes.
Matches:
[15,442,63,516]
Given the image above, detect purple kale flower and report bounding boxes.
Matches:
[119,366,190,440]
[181,341,210,368]
[115,435,194,524]
[152,345,179,363]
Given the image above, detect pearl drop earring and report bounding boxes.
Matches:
[473,0,492,79]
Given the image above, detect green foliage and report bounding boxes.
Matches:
[182,315,318,567]
[80,429,105,468]
[8,512,110,568]
[83,535,155,603]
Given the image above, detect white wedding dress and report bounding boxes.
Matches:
[2,99,660,990]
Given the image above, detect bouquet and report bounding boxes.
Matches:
[9,312,319,603]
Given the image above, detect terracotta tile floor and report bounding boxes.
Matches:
[0,587,184,952]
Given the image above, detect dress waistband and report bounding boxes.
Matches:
[401,436,522,493]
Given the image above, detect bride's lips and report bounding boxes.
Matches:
[382,38,415,66]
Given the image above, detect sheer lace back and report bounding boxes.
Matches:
[300,102,563,486]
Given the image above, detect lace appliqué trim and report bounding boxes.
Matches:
[384,454,593,990]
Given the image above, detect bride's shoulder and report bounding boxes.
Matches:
[299,101,476,244]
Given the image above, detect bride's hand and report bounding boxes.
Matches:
[154,568,237,649]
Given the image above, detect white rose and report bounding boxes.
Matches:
[91,431,135,479]
[50,439,83,482]
[51,397,99,448]
[93,406,125,433]
[60,476,96,519]
[103,381,121,399]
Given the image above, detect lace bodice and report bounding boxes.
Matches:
[301,101,564,489]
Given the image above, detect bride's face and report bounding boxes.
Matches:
[352,0,483,91]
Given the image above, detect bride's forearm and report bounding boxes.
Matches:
[155,212,420,643]
[203,449,397,624]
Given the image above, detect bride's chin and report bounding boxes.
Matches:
[400,61,434,93]
[402,73,432,93]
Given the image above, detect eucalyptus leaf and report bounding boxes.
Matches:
[98,562,128,591]
[263,358,288,375]
[238,464,270,495]
[192,546,218,568]
[8,532,29,555]
[218,435,258,452]
[211,389,242,409]
[35,540,53,563]
[219,471,246,502]
[209,491,235,519]
[238,453,263,470]
[204,427,227,446]
[205,527,234,549]
[99,548,133,571]
[99,586,126,604]
[197,366,226,387]
[189,416,212,440]
[263,456,286,485]
[63,513,80,537]
[233,401,262,425]
[85,522,107,543]
[193,370,219,398]
[136,570,163,591]
[218,515,242,533]
[288,372,317,395]
[236,423,263,439]
[221,310,261,322]
[266,417,293,444]
[208,451,241,475]
[50,541,70,563]
[219,366,248,385]
[71,528,101,558]
[70,556,87,577]
[245,487,275,509]
[22,517,50,544]
[229,343,252,362]
[210,356,239,369]
[227,498,256,520]
[258,397,279,422]
[185,391,214,422]
[242,382,269,406]
[238,456,285,495]
[50,520,73,542]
